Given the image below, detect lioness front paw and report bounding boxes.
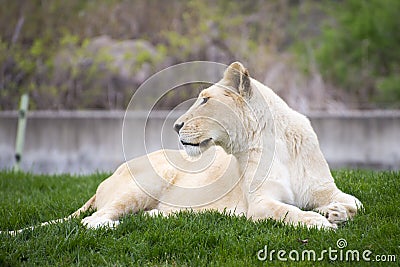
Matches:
[302,211,337,230]
[81,216,120,229]
[316,203,349,225]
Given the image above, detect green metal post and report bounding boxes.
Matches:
[14,93,29,172]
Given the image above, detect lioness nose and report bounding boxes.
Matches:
[174,122,184,133]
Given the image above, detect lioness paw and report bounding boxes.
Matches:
[316,203,349,225]
[81,216,120,229]
[302,211,337,230]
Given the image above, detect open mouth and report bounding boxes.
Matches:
[180,138,212,147]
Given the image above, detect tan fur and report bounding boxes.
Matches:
[2,62,362,234]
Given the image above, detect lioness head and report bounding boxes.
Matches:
[174,62,257,157]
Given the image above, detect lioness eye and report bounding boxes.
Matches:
[200,97,209,105]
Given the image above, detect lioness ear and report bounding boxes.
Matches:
[223,61,252,98]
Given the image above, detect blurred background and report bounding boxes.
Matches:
[0,0,399,173]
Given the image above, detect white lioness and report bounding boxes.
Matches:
[3,62,362,235]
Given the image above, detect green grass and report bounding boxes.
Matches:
[0,170,399,266]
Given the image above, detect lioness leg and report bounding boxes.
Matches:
[81,193,146,229]
[248,198,336,229]
[81,212,119,229]
[315,190,363,225]
[81,205,127,229]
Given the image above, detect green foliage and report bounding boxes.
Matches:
[59,34,79,47]
[135,50,153,66]
[313,0,400,106]
[376,76,400,103]
[162,31,192,60]
[0,0,296,110]
[1,0,399,109]
[0,170,399,266]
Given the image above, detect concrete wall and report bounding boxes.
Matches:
[0,110,399,174]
